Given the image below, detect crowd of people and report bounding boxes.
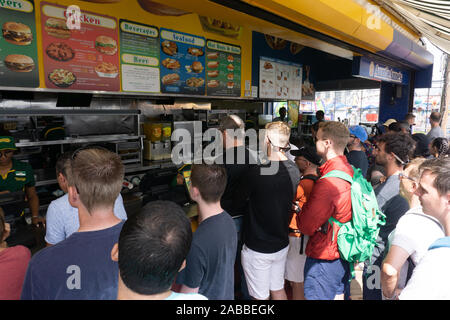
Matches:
[0,110,449,300]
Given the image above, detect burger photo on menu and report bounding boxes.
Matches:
[4,54,35,72]
[2,22,33,46]
[44,18,71,39]
[46,42,75,62]
[95,36,118,55]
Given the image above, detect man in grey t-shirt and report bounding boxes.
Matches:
[426,112,445,140]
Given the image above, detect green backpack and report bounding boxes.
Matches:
[321,166,386,279]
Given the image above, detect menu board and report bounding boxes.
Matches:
[259,57,302,100]
[119,19,160,93]
[0,0,39,87]
[40,2,120,91]
[205,40,241,97]
[160,28,206,95]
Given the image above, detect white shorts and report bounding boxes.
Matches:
[241,244,289,300]
[285,235,309,283]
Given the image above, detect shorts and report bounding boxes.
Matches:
[285,235,309,283]
[241,244,289,300]
[303,257,350,300]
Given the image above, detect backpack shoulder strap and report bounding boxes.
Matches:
[428,237,450,251]
[301,174,319,182]
[320,169,353,184]
[406,212,444,232]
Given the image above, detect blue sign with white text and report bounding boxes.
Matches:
[352,56,409,85]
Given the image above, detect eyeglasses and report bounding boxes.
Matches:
[399,172,416,182]
[350,135,357,139]
[0,150,13,158]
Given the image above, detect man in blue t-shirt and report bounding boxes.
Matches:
[21,148,126,300]
[112,200,207,300]
[176,163,237,300]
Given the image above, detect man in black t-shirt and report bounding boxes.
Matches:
[346,125,369,177]
[236,121,300,300]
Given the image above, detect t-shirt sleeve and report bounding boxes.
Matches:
[176,242,205,289]
[391,216,417,256]
[20,259,39,300]
[114,194,128,220]
[44,201,65,245]
[24,163,35,187]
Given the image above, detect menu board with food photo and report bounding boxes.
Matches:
[0,0,39,87]
[160,28,205,95]
[119,19,160,93]
[205,40,241,97]
[40,2,120,91]
[259,57,302,100]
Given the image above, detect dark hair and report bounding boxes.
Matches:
[118,201,192,295]
[191,163,227,203]
[429,112,441,123]
[55,151,73,176]
[419,157,450,196]
[412,133,431,158]
[431,137,449,158]
[377,132,416,166]
[316,110,324,120]
[404,113,415,121]
[388,122,402,132]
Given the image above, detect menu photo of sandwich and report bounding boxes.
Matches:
[2,22,33,46]
[44,18,71,39]
[95,35,118,55]
[4,54,35,72]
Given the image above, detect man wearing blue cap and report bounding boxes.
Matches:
[346,126,369,177]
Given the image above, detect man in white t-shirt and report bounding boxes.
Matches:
[45,152,127,246]
[381,158,444,299]
[399,157,450,300]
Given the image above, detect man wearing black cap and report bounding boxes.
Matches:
[285,146,321,299]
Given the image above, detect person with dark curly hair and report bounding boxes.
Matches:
[363,132,415,300]
[430,137,449,159]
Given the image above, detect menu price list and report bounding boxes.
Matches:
[205,40,241,97]
[120,19,160,93]
[259,57,302,100]
[41,2,120,91]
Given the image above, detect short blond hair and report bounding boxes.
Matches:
[67,148,124,213]
[404,157,426,180]
[265,121,291,149]
[318,121,349,152]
